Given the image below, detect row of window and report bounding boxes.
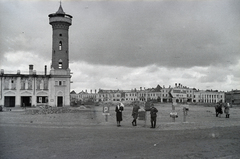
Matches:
[55,81,66,86]
[37,96,48,103]
[162,89,192,93]
[202,95,223,98]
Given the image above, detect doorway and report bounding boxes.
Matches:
[57,96,63,107]
[21,96,32,107]
[4,96,15,107]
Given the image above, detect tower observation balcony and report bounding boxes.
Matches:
[49,16,72,25]
[48,4,72,26]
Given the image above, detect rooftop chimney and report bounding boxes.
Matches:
[45,65,47,75]
[29,65,33,75]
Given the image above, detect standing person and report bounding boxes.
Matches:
[149,104,158,128]
[115,102,124,127]
[215,100,223,117]
[224,103,230,118]
[132,103,140,126]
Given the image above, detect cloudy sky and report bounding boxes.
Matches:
[0,0,240,93]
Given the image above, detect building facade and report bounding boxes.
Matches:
[73,83,226,105]
[193,90,225,103]
[225,90,240,105]
[0,4,72,108]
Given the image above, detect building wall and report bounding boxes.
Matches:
[72,87,227,105]
[225,90,240,105]
[0,71,71,107]
[200,91,225,103]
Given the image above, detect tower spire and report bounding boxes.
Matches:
[56,1,65,14]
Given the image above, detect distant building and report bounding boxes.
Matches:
[169,83,194,103]
[161,86,172,102]
[193,90,225,103]
[78,90,97,104]
[71,83,228,105]
[70,90,78,105]
[0,4,72,108]
[97,89,122,102]
[225,90,240,106]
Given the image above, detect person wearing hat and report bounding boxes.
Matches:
[149,104,158,128]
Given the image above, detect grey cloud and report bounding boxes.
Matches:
[69,1,240,68]
[1,1,240,70]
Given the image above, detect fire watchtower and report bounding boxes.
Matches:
[48,4,73,107]
[48,4,72,70]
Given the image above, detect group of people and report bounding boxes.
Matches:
[115,100,231,128]
[115,102,158,128]
[215,100,230,118]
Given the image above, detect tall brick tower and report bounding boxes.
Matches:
[48,4,72,107]
[49,3,72,70]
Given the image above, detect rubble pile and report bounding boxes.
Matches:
[25,105,89,115]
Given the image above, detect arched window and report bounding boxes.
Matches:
[59,41,62,50]
[58,59,63,69]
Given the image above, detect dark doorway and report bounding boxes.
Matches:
[4,96,15,107]
[57,96,63,107]
[21,96,31,107]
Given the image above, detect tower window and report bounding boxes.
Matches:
[59,34,62,36]
[59,41,62,50]
[58,59,63,69]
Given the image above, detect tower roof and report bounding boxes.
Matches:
[56,3,65,14]
[48,3,72,18]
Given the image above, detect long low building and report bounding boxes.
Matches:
[75,83,225,104]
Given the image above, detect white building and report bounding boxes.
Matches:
[0,4,72,108]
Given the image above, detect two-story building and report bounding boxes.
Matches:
[0,4,72,108]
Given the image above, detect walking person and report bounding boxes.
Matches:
[115,102,124,127]
[132,103,140,126]
[224,103,230,118]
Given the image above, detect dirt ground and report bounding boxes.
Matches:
[0,103,240,159]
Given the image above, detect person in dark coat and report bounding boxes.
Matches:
[132,104,140,126]
[149,105,158,128]
[115,103,124,127]
[215,100,223,117]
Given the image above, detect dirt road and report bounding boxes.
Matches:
[0,104,240,159]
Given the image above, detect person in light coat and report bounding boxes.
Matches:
[224,103,230,118]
